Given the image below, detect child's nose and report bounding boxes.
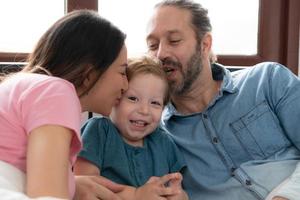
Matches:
[138,103,149,115]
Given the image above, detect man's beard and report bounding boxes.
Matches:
[166,47,203,96]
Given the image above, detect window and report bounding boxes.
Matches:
[201,0,259,55]
[0,0,64,58]
[0,0,298,74]
[99,0,259,56]
[99,0,161,57]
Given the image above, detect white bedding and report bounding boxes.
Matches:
[0,160,66,200]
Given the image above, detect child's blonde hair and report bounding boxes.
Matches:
[127,55,170,105]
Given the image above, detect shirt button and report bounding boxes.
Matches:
[245,180,252,186]
[231,167,236,176]
[203,114,208,119]
[212,137,218,143]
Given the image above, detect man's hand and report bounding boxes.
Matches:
[74,175,124,200]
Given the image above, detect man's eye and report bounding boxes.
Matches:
[148,44,158,51]
[170,40,180,44]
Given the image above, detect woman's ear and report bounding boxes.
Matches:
[77,67,98,97]
[83,67,97,88]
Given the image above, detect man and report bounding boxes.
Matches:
[145,0,300,200]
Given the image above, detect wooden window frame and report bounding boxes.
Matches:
[0,0,299,74]
[219,0,299,74]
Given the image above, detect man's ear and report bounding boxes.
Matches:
[201,33,212,56]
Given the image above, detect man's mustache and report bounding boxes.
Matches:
[162,58,181,68]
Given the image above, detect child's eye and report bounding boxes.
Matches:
[128,96,138,102]
[151,101,162,106]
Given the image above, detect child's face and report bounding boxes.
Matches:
[110,73,167,147]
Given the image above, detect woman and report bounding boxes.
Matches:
[0,10,128,199]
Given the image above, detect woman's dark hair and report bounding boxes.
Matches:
[23,9,126,89]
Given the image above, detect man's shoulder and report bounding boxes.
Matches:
[230,62,287,81]
[234,62,285,75]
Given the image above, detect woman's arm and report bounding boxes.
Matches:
[74,159,180,200]
[74,158,124,200]
[26,125,72,199]
[74,157,100,175]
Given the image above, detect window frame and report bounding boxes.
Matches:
[218,0,299,74]
[0,0,298,74]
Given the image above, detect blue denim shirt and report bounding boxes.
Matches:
[162,62,300,200]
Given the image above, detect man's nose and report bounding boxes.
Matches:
[156,43,169,61]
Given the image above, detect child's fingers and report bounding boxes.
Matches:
[172,173,182,181]
[159,173,180,185]
[144,173,183,196]
[168,173,183,187]
[156,184,180,196]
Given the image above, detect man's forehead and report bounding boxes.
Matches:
[147,30,182,41]
[146,6,192,38]
[152,6,191,25]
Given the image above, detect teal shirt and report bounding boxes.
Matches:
[78,117,186,187]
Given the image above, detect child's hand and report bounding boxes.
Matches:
[134,173,181,200]
[165,173,189,200]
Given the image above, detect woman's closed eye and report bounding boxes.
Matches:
[120,69,127,76]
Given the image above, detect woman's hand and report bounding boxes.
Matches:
[74,175,124,200]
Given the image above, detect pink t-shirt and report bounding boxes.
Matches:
[0,73,82,198]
